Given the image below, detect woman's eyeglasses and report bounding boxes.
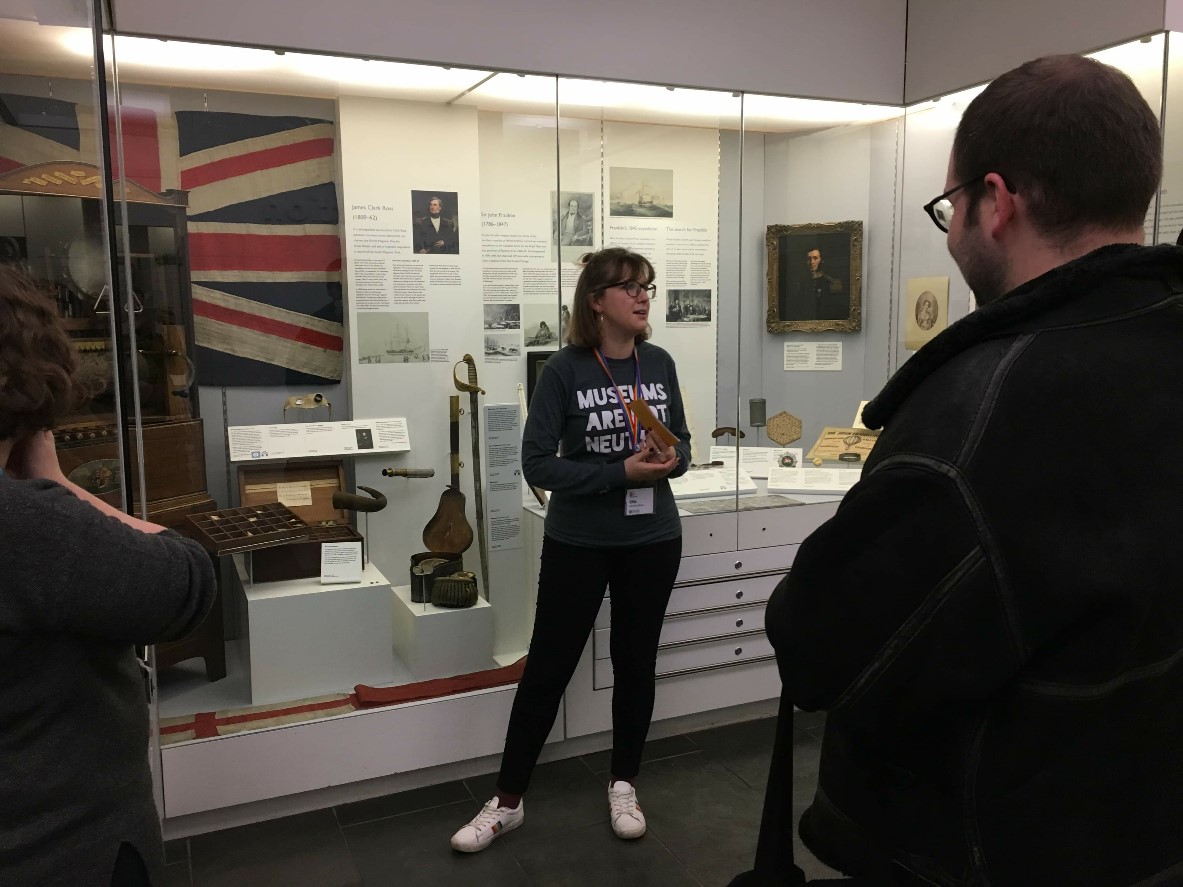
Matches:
[602,280,658,300]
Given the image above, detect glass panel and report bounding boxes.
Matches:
[1157,33,1183,245]
[556,78,743,528]
[94,36,563,741]
[898,35,1167,372]
[0,8,124,496]
[740,94,903,501]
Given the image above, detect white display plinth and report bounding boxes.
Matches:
[391,585,495,681]
[234,556,397,705]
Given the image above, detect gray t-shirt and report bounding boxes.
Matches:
[522,342,691,547]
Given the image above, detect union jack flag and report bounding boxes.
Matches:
[0,96,344,386]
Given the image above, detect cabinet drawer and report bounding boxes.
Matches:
[676,545,797,583]
[594,633,774,687]
[680,512,737,556]
[593,572,783,629]
[593,602,766,659]
[738,500,839,550]
[668,572,782,616]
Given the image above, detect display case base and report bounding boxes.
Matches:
[391,584,494,681]
[234,556,396,705]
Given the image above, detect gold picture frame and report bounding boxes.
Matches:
[766,220,863,333]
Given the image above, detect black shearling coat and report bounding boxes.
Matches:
[768,244,1183,886]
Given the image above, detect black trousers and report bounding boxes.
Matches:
[497,534,682,794]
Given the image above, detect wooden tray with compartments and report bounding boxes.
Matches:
[237,460,365,583]
[185,502,309,556]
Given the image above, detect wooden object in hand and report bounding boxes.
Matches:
[625,399,679,449]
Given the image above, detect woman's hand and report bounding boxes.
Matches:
[624,442,679,483]
[6,430,67,484]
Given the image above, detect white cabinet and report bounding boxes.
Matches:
[527,500,839,739]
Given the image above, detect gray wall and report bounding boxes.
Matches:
[905,0,1169,102]
[109,0,908,105]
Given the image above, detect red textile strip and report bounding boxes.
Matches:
[193,711,220,739]
[193,298,343,352]
[109,107,161,193]
[354,657,526,707]
[189,232,342,274]
[181,137,335,190]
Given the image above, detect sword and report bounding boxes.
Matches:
[453,354,489,600]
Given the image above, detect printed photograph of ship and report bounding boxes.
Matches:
[356,311,430,364]
[609,167,673,218]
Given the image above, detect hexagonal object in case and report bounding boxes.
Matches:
[766,411,803,446]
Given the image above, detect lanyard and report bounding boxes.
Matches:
[594,347,642,452]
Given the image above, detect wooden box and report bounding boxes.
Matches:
[237,460,364,583]
[56,417,215,529]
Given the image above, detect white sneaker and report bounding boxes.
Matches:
[450,797,524,852]
[608,781,646,839]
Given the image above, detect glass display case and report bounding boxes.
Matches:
[0,163,213,524]
[2,2,1175,825]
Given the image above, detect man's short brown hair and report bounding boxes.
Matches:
[0,265,78,440]
[952,54,1162,240]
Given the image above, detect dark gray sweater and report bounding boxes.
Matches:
[0,474,217,886]
[522,342,691,547]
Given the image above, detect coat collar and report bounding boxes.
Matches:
[862,244,1183,430]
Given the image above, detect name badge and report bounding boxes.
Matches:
[625,488,654,516]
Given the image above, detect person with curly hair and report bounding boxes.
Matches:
[0,265,218,886]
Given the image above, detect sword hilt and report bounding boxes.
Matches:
[453,354,485,395]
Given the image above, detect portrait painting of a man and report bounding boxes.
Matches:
[766,222,862,333]
[411,190,459,255]
[552,191,594,261]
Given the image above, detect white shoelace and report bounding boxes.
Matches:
[471,800,504,830]
[609,786,640,819]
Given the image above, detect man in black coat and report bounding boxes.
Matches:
[414,195,459,254]
[750,55,1183,886]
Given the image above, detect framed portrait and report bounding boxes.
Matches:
[410,189,459,255]
[903,276,949,350]
[525,350,557,405]
[766,221,863,333]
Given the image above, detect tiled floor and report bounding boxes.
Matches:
[162,712,840,886]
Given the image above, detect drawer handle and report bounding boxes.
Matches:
[736,618,744,627]
[735,590,744,600]
[734,560,743,569]
[734,647,743,656]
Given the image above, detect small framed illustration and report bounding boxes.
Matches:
[525,350,557,405]
[904,276,950,350]
[767,221,863,333]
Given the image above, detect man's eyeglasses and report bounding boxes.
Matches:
[602,280,658,301]
[923,179,977,233]
[923,174,1015,233]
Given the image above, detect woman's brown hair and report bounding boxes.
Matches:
[0,265,78,440]
[565,247,654,348]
